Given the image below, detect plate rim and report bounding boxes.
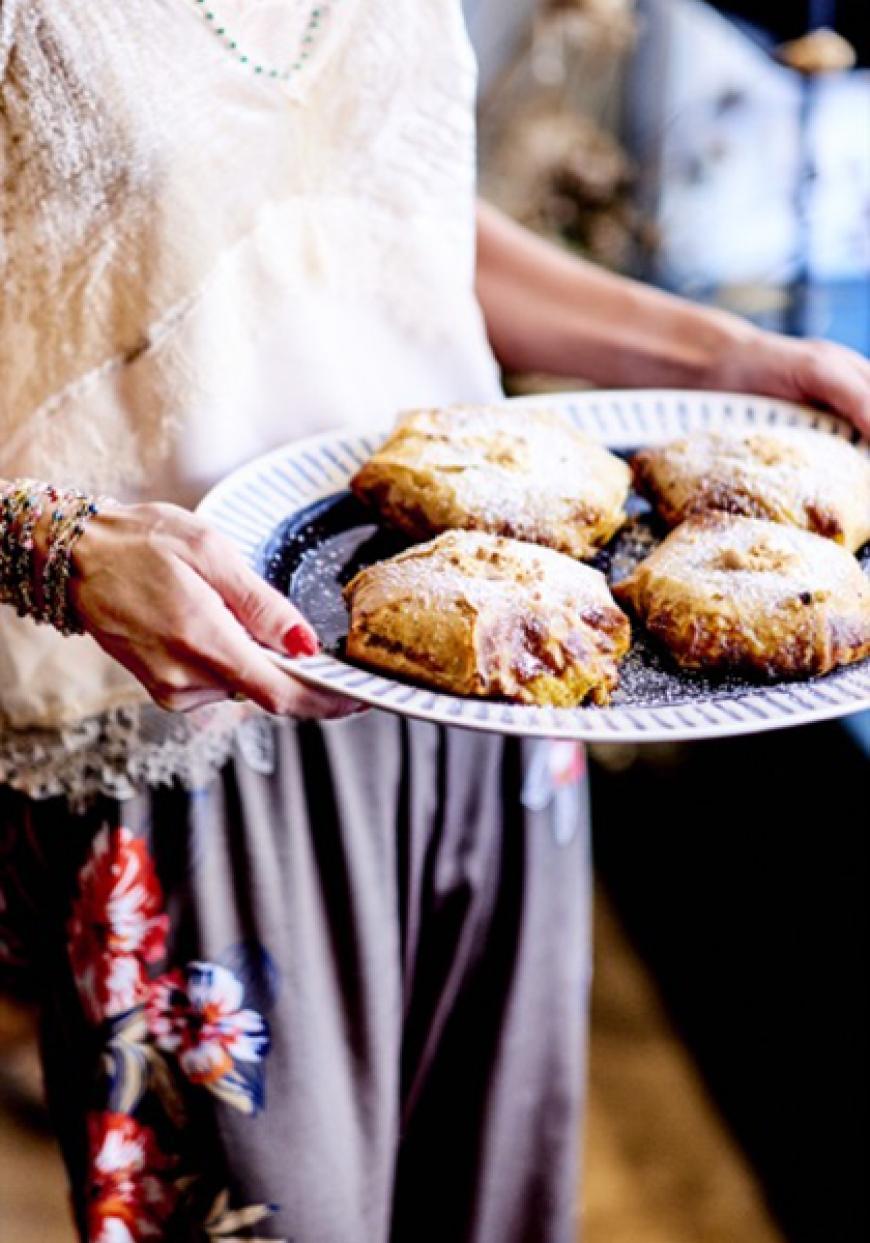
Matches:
[197,389,870,742]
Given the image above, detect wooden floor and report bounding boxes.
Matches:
[0,889,783,1242]
[0,1025,70,1240]
[583,895,782,1243]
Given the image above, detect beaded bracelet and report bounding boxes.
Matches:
[42,492,102,634]
[0,479,103,635]
[11,482,53,619]
[0,479,52,617]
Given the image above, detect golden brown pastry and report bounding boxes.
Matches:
[631,428,870,552]
[351,404,630,560]
[344,530,631,706]
[614,514,870,679]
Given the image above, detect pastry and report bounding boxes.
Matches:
[351,404,630,560]
[631,427,870,552]
[614,514,870,679]
[344,530,631,705]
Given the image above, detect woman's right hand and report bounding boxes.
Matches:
[54,501,358,718]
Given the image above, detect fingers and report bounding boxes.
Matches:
[183,605,357,717]
[96,578,355,718]
[146,644,357,719]
[156,680,356,719]
[75,503,356,719]
[225,654,359,719]
[797,341,870,437]
[151,687,229,714]
[183,536,359,715]
[151,678,356,718]
[285,683,361,721]
[180,525,320,657]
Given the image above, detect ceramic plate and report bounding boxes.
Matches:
[197,390,870,741]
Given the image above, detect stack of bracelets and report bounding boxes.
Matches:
[0,479,105,636]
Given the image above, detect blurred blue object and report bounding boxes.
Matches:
[627,0,870,292]
[463,0,535,95]
[675,276,870,354]
[843,708,870,755]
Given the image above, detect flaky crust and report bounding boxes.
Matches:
[632,429,870,552]
[344,531,631,705]
[351,405,630,560]
[614,514,870,679]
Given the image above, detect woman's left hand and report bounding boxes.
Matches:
[711,329,870,437]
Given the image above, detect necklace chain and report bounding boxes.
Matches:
[190,0,342,81]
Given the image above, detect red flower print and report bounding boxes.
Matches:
[148,962,271,1114]
[69,827,169,1023]
[86,1112,177,1242]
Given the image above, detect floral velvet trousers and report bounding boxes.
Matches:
[0,712,592,1243]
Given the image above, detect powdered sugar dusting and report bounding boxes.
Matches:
[353,404,630,557]
[348,528,615,617]
[625,512,868,610]
[264,487,870,710]
[636,428,870,551]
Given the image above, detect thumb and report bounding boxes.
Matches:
[195,533,320,657]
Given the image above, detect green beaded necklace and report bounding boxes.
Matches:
[189,0,342,82]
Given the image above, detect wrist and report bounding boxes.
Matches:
[694,312,769,391]
[0,480,104,633]
[556,277,765,391]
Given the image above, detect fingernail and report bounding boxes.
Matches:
[284,624,319,657]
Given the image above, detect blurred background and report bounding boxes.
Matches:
[1,2,867,1240]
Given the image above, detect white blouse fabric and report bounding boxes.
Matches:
[0,0,501,793]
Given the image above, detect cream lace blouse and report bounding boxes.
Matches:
[0,0,501,799]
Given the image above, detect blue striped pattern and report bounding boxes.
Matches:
[196,392,870,742]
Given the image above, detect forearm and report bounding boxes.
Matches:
[475,200,757,388]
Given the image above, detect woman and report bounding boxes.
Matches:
[1,4,867,1242]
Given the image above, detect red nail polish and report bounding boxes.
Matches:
[284,624,319,656]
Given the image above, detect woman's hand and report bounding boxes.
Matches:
[710,329,870,438]
[59,501,357,718]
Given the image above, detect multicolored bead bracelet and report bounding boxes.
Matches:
[0,479,104,635]
[0,479,46,620]
[42,492,103,634]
